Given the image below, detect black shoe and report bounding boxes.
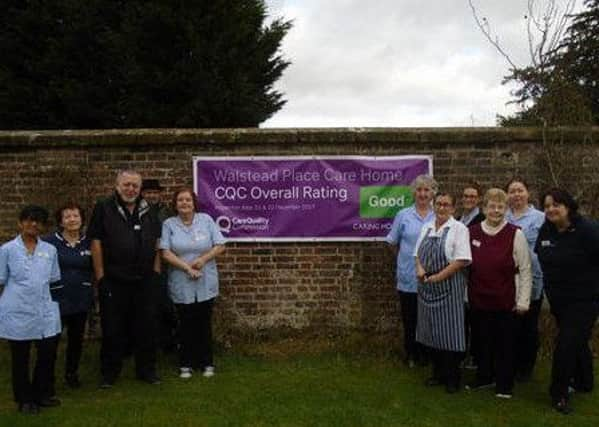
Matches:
[65,373,82,388]
[38,396,61,407]
[18,402,40,415]
[138,373,162,385]
[553,397,573,415]
[425,377,443,387]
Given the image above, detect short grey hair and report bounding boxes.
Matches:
[410,174,439,194]
[115,169,142,184]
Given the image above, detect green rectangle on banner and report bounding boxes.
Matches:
[359,186,414,218]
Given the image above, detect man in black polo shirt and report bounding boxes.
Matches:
[88,170,162,387]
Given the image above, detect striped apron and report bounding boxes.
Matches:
[416,227,466,352]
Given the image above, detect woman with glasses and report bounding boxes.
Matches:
[414,192,471,393]
[467,189,532,399]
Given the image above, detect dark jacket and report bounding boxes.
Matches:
[87,193,161,282]
[535,216,599,304]
[458,210,485,227]
[43,232,94,315]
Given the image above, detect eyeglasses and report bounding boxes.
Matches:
[435,202,453,208]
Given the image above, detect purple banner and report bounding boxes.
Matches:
[193,156,432,241]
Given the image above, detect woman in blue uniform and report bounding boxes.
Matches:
[44,203,93,388]
[535,189,599,414]
[386,175,437,367]
[160,187,226,379]
[0,205,61,414]
[505,178,545,381]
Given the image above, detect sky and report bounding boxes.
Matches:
[262,0,579,128]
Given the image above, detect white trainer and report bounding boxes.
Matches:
[179,367,192,379]
[203,366,215,378]
[495,393,513,399]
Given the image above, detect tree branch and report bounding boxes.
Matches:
[468,0,519,69]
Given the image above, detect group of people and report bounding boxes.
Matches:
[0,170,225,414]
[1,169,597,416]
[387,175,599,414]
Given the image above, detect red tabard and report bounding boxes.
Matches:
[468,223,518,311]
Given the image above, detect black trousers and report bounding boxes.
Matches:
[176,299,214,369]
[472,308,516,394]
[9,336,59,404]
[155,272,177,351]
[398,291,427,362]
[464,303,480,364]
[514,298,542,377]
[549,299,599,401]
[63,312,88,375]
[99,276,158,379]
[431,348,462,387]
[46,312,88,396]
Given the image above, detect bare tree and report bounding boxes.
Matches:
[468,0,577,70]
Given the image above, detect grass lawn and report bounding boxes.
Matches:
[0,338,597,427]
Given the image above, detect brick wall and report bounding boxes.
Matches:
[1,128,597,336]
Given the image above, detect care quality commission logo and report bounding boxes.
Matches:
[216,216,270,233]
[359,186,414,218]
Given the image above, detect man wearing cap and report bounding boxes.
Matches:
[141,179,176,353]
[141,179,172,224]
[88,170,162,387]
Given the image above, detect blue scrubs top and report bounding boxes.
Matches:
[385,206,434,293]
[159,213,226,304]
[506,206,545,300]
[0,235,61,340]
[43,232,94,316]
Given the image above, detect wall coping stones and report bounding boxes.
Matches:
[0,127,597,148]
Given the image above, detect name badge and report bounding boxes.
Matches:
[193,231,207,242]
[37,251,50,258]
[541,240,552,247]
[472,239,481,247]
[134,224,141,231]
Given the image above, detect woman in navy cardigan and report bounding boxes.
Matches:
[44,203,94,388]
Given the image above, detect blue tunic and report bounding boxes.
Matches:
[506,206,545,300]
[385,206,434,292]
[159,213,226,304]
[43,232,94,316]
[0,235,62,340]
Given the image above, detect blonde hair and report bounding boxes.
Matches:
[483,188,508,206]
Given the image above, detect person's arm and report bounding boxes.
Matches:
[415,257,427,283]
[0,245,7,296]
[87,202,106,282]
[91,239,105,282]
[153,245,161,274]
[190,245,225,270]
[424,260,469,283]
[190,215,227,270]
[513,229,532,313]
[49,246,63,301]
[161,249,201,279]
[385,212,403,257]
